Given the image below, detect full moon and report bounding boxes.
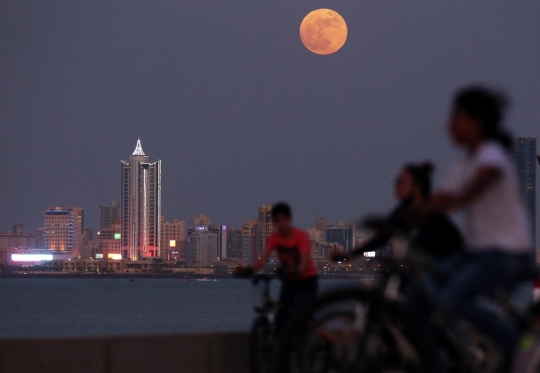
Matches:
[300,9,348,55]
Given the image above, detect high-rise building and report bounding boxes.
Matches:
[227,227,243,259]
[307,227,324,244]
[513,137,536,247]
[185,215,226,263]
[35,227,45,249]
[160,216,186,261]
[257,205,273,257]
[315,218,327,231]
[325,223,355,253]
[215,225,227,259]
[44,206,84,257]
[121,138,162,260]
[100,201,121,229]
[242,219,258,262]
[186,225,216,264]
[82,228,94,248]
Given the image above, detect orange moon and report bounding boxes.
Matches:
[300,9,348,55]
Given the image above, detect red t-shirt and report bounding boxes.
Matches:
[265,228,318,280]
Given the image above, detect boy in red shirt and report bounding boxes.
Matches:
[235,202,318,331]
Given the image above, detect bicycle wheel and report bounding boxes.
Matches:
[301,305,422,373]
[299,310,361,373]
[276,286,393,373]
[250,316,275,373]
[275,285,424,373]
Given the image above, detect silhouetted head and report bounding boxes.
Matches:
[449,85,512,151]
[395,162,434,203]
[272,202,293,235]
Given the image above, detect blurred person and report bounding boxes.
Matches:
[234,202,318,332]
[333,162,463,261]
[332,162,464,373]
[428,85,537,373]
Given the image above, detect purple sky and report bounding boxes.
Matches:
[1,1,540,235]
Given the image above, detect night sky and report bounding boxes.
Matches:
[1,1,540,236]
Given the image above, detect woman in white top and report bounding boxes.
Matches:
[429,86,535,373]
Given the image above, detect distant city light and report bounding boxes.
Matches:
[364,252,376,257]
[170,240,176,247]
[95,254,103,259]
[108,254,122,260]
[114,233,121,240]
[12,254,53,262]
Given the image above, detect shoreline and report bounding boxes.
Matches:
[0,272,375,280]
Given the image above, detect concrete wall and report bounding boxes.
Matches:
[0,332,249,373]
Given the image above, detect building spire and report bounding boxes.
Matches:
[132,136,145,156]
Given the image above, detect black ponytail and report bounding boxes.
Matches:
[454,85,512,151]
[404,161,434,198]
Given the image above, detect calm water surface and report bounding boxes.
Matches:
[0,278,354,338]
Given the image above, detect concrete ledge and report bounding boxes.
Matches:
[0,332,249,373]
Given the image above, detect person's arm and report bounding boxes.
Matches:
[350,232,392,257]
[431,166,501,212]
[346,205,410,258]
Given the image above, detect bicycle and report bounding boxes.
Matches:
[277,260,422,373]
[245,272,281,373]
[277,233,540,373]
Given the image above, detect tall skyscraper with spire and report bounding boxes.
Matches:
[121,138,162,260]
[512,137,536,248]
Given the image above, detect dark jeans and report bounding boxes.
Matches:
[407,250,533,373]
[275,276,318,333]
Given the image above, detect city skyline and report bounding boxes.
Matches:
[2,2,540,238]
[4,135,540,249]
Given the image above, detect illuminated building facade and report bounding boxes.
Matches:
[160,216,186,261]
[121,138,162,260]
[186,226,218,264]
[185,214,225,263]
[513,137,536,247]
[97,225,121,259]
[44,206,84,257]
